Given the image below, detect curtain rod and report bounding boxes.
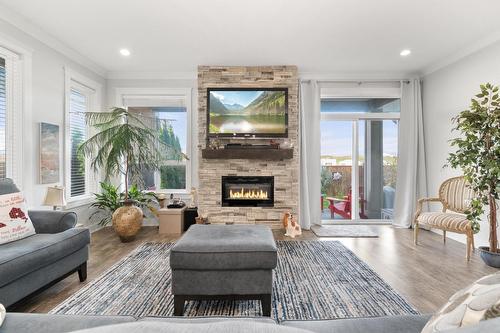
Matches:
[299,79,411,84]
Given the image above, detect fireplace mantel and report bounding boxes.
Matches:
[201,148,293,160]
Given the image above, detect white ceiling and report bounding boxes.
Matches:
[1,0,500,78]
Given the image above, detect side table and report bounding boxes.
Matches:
[158,206,186,234]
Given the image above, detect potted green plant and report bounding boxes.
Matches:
[79,107,186,242]
[447,83,500,267]
[90,182,158,226]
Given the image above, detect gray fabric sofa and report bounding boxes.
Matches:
[0,179,90,307]
[1,313,500,333]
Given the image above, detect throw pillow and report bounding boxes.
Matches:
[0,304,5,327]
[0,192,35,245]
[422,272,500,332]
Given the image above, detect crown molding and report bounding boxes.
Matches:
[298,70,418,81]
[0,3,106,77]
[422,30,500,77]
[106,70,198,80]
[107,69,418,81]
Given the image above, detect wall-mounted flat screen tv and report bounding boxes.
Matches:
[207,88,288,137]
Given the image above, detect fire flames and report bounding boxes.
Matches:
[229,188,268,200]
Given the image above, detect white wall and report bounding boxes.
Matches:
[422,40,500,246]
[0,18,106,229]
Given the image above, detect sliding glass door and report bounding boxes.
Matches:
[321,121,353,221]
[320,98,400,223]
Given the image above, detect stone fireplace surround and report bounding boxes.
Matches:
[197,66,299,228]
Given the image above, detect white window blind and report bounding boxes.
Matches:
[0,46,23,186]
[69,89,87,197]
[0,57,6,179]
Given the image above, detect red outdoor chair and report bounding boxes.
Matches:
[326,189,367,219]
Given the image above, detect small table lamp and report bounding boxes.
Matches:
[43,186,66,210]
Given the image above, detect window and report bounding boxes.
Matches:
[68,89,88,197]
[320,84,401,223]
[156,107,187,190]
[0,45,25,186]
[119,88,192,193]
[65,68,101,202]
[128,104,189,191]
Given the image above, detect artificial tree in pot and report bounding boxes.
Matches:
[79,107,185,242]
[447,83,500,267]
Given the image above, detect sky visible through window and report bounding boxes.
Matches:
[321,120,398,157]
[320,99,399,161]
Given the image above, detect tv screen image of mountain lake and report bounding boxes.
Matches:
[208,90,287,135]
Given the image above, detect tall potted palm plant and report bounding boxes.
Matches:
[447,83,500,267]
[79,107,185,242]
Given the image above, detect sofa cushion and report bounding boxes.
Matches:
[422,272,500,333]
[170,224,277,270]
[0,313,135,333]
[68,320,312,333]
[0,228,90,287]
[416,212,470,233]
[282,315,431,333]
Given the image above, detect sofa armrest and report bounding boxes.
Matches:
[27,210,77,234]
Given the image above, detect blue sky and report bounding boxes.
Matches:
[320,99,399,158]
[210,91,263,107]
[321,120,398,157]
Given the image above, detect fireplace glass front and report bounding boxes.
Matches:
[221,176,274,207]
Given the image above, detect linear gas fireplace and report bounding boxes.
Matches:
[222,176,274,207]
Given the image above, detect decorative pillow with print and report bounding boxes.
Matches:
[0,192,35,244]
[422,272,500,332]
[0,303,5,327]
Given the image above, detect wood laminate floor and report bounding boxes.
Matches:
[10,226,497,314]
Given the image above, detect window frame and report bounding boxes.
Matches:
[115,88,193,194]
[320,84,401,224]
[64,67,102,205]
[0,45,26,187]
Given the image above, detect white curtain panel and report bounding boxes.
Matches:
[393,79,428,228]
[299,80,321,230]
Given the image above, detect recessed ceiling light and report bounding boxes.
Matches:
[400,49,411,57]
[119,49,131,57]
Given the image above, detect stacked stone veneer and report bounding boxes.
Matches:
[197,66,299,228]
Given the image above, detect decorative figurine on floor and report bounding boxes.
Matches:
[282,211,302,238]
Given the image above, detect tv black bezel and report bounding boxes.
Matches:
[206,87,289,138]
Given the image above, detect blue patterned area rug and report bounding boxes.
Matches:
[50,241,418,321]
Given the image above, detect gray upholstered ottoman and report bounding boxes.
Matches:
[170,224,278,316]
